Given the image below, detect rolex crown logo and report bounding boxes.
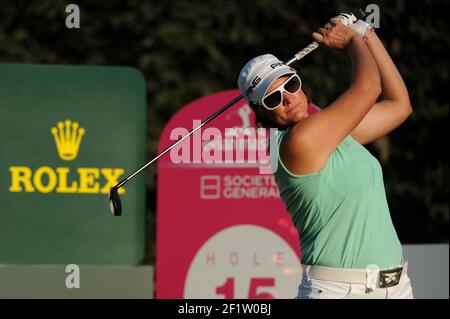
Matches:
[51,120,85,161]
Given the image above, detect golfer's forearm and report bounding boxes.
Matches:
[364,30,411,109]
[347,36,381,96]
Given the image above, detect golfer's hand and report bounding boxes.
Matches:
[312,18,359,50]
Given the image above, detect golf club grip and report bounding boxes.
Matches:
[114,42,320,189]
[285,41,319,66]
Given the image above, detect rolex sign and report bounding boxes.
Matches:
[0,64,146,265]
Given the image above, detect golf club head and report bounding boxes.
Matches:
[109,187,122,216]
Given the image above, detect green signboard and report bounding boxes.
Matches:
[0,64,146,265]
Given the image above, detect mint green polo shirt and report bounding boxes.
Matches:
[273,128,402,269]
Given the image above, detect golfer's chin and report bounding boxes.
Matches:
[287,109,307,124]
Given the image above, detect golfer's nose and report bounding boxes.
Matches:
[282,91,294,106]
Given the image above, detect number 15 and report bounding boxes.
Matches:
[216,277,275,299]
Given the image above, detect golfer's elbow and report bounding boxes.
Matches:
[403,89,413,116]
[394,89,413,119]
[401,100,413,119]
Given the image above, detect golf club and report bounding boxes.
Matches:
[108,9,365,216]
[109,41,319,216]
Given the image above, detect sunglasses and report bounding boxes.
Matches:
[261,73,302,110]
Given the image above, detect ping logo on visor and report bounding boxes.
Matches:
[245,75,261,98]
[270,62,284,69]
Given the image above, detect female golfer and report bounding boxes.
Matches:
[237,17,414,298]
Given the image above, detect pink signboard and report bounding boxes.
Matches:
[156,89,319,298]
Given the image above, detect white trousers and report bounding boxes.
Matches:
[297,272,414,299]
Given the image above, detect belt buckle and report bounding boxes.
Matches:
[379,266,403,288]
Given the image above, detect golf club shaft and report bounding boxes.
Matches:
[115,95,243,189]
[114,41,319,190]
